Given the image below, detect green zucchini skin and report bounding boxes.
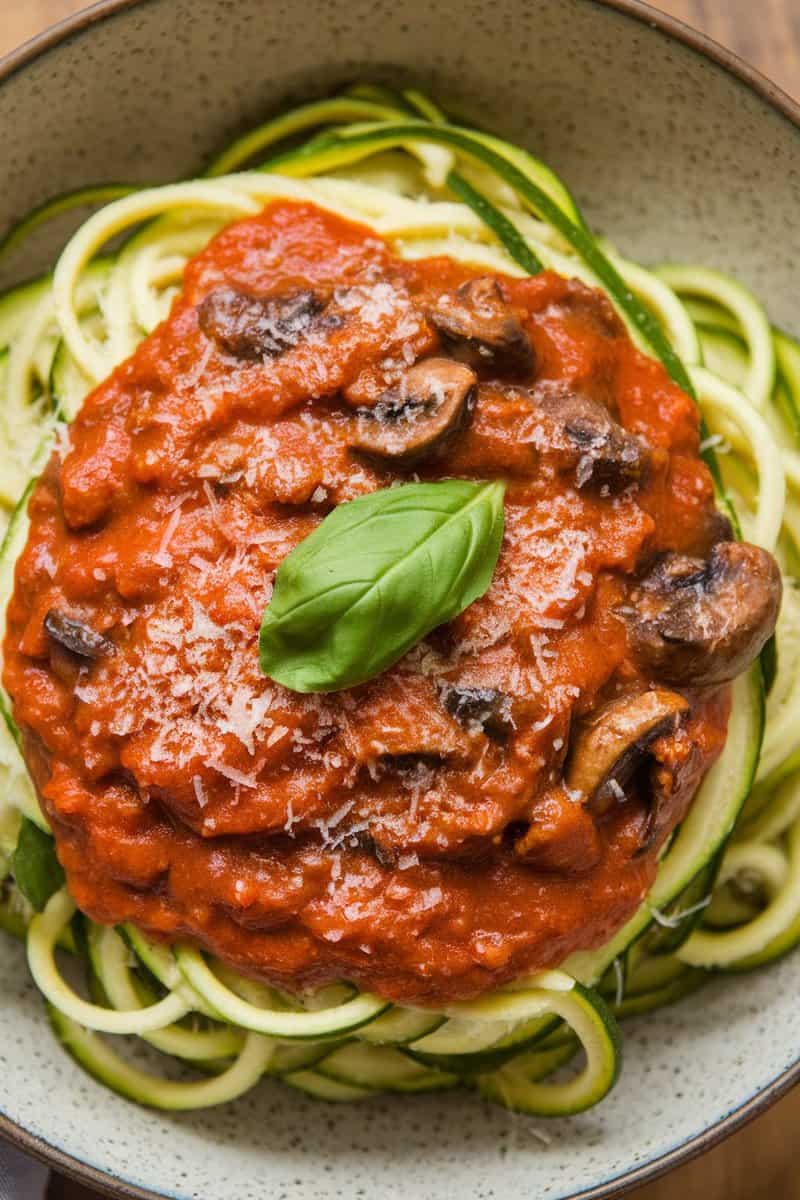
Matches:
[476,985,621,1118]
[404,1014,563,1076]
[0,185,136,264]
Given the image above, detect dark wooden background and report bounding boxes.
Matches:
[3,3,800,1198]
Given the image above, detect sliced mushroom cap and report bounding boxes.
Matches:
[565,688,689,818]
[197,286,325,360]
[441,684,514,741]
[44,610,116,660]
[624,542,782,686]
[532,383,650,493]
[428,277,535,376]
[352,357,477,466]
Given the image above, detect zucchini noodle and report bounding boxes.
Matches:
[0,84,798,1115]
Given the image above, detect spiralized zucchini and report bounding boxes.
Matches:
[0,84,798,1115]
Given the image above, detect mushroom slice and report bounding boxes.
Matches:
[44,610,116,660]
[441,684,513,741]
[352,357,477,465]
[428,277,535,375]
[625,542,782,686]
[532,383,649,492]
[379,752,446,775]
[352,830,398,868]
[565,688,689,816]
[197,286,325,360]
[555,278,625,339]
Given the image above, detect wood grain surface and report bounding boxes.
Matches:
[1,3,798,1200]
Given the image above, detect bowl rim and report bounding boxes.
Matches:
[0,1,799,1197]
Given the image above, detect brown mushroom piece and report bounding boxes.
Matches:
[44,610,116,660]
[554,277,625,340]
[352,830,398,869]
[352,357,477,466]
[379,752,446,774]
[699,507,735,552]
[531,382,650,492]
[624,542,782,686]
[513,788,603,873]
[428,277,535,375]
[197,286,325,360]
[565,688,690,853]
[441,684,514,742]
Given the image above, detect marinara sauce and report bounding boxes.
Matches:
[3,202,729,1004]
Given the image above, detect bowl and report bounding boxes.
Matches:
[1,1,799,1197]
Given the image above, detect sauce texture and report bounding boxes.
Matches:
[4,202,730,1004]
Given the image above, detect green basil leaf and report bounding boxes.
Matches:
[12,817,64,912]
[260,479,505,693]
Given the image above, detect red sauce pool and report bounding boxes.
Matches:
[3,202,729,1004]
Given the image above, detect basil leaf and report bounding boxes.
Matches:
[260,479,505,693]
[12,817,64,912]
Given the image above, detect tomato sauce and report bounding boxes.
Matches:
[3,202,730,1004]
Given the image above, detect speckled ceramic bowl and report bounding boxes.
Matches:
[1,1,799,1197]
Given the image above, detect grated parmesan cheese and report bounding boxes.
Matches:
[192,775,208,808]
[153,505,183,568]
[206,759,258,789]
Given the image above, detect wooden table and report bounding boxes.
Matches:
[2,3,799,1199]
